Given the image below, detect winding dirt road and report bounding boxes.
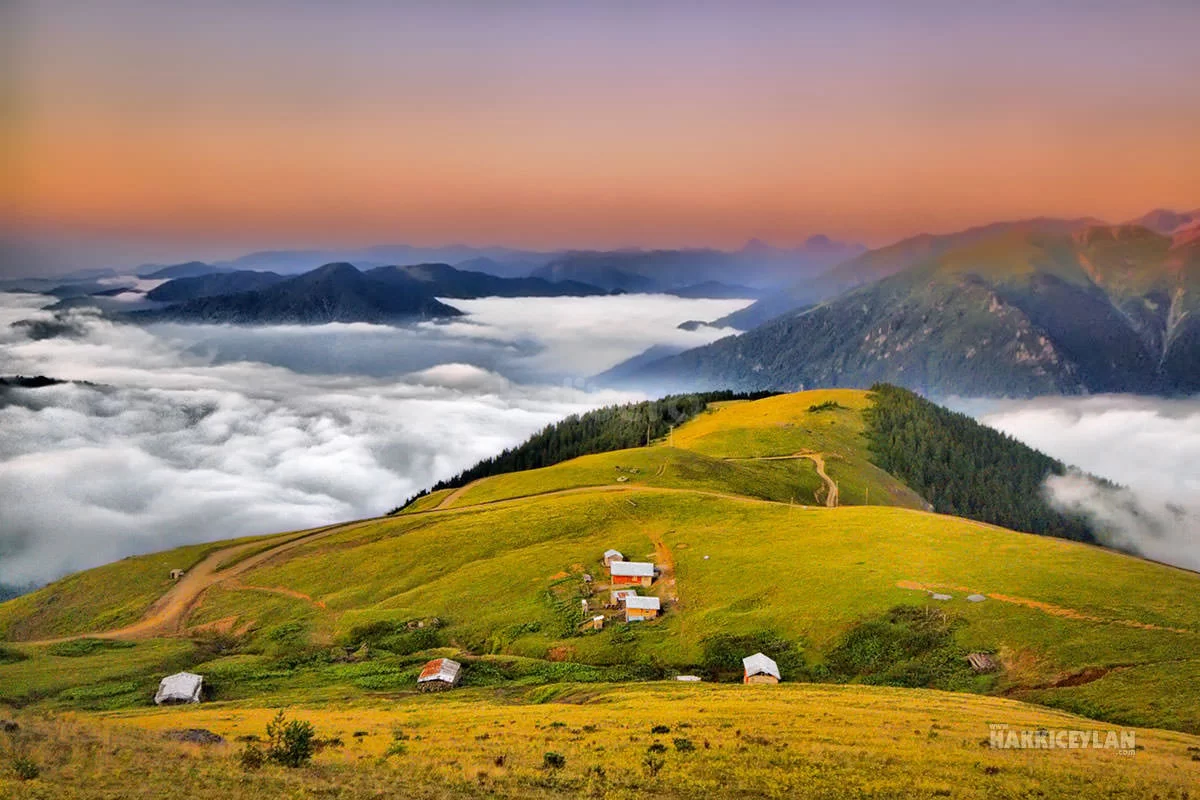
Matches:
[725,451,839,507]
[434,478,484,510]
[23,521,369,645]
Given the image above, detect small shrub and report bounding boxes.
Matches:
[494,754,506,767]
[384,727,409,758]
[647,742,667,754]
[0,645,30,665]
[650,724,670,735]
[673,738,695,752]
[265,710,315,768]
[238,743,265,771]
[643,754,665,776]
[543,751,566,769]
[11,755,39,781]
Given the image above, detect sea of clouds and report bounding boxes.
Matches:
[0,292,747,585]
[2,288,1197,586]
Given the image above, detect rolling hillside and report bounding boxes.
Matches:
[3,388,1200,795]
[614,224,1200,396]
[2,390,1198,742]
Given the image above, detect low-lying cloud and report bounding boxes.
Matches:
[959,395,1200,572]
[0,292,747,585]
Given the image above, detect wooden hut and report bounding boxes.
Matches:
[603,549,624,567]
[624,595,661,622]
[966,653,997,673]
[169,569,185,580]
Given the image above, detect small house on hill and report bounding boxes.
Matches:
[603,549,624,567]
[417,658,462,691]
[169,569,185,580]
[154,672,204,705]
[583,615,605,631]
[742,653,780,684]
[624,595,661,622]
[610,560,655,587]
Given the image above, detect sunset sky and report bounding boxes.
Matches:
[4,1,1200,270]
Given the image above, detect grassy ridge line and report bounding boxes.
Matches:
[393,390,779,512]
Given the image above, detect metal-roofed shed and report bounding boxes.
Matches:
[742,652,781,684]
[417,658,462,691]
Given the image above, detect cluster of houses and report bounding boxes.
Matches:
[602,549,661,623]
[151,547,791,705]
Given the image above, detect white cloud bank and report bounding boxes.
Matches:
[0,292,747,585]
[961,395,1200,572]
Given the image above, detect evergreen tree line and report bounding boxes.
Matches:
[394,390,778,512]
[863,384,1097,542]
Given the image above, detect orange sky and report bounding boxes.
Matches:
[5,3,1200,261]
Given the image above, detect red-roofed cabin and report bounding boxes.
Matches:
[609,560,655,587]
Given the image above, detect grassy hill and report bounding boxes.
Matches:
[2,389,1199,794]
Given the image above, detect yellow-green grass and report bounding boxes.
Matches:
[669,389,875,458]
[399,488,454,514]
[3,388,1199,738]
[442,446,834,508]
[441,389,924,511]
[0,541,232,641]
[7,491,1187,729]
[0,638,194,708]
[0,530,308,641]
[8,683,1197,799]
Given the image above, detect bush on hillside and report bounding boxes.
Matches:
[825,605,978,690]
[700,631,807,681]
[265,710,316,768]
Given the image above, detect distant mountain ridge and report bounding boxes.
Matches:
[531,237,864,294]
[605,222,1199,397]
[131,262,463,325]
[129,261,618,325]
[717,216,1104,330]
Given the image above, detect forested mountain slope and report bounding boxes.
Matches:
[613,225,1199,396]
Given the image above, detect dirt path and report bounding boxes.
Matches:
[648,530,678,606]
[225,579,327,609]
[435,478,484,510]
[896,580,1196,635]
[23,520,369,645]
[725,451,838,507]
[21,483,835,646]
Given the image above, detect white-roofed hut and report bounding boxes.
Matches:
[154,672,204,705]
[742,652,781,685]
[603,549,624,567]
